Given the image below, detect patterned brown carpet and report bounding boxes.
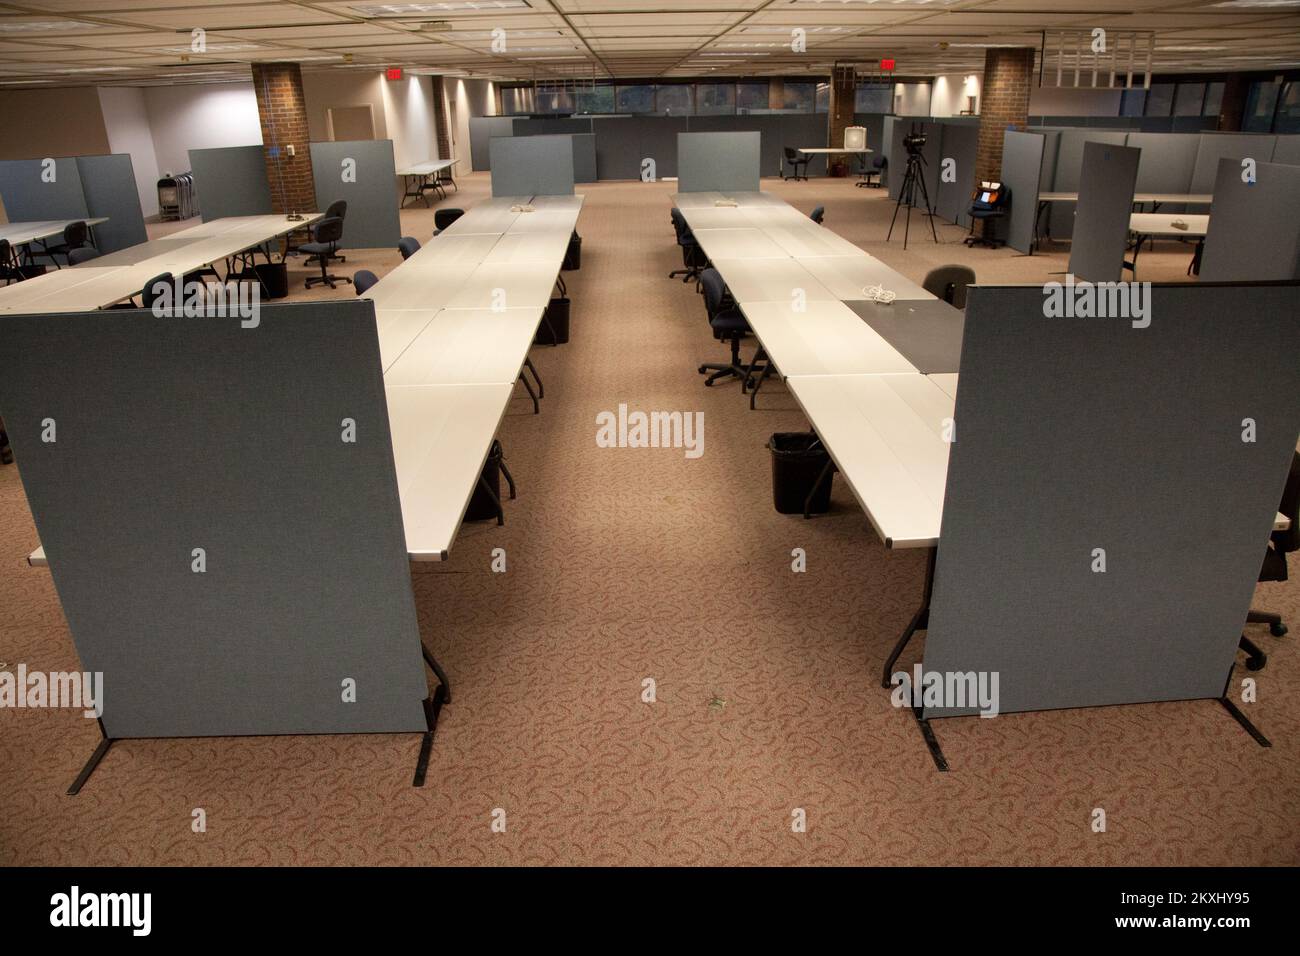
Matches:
[2,173,1296,866]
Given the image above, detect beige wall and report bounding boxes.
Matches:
[0,87,111,161]
[301,71,390,144]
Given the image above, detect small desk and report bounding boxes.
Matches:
[1127,213,1210,277]
[398,159,459,206]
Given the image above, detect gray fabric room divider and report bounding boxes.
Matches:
[1272,135,1300,167]
[933,122,978,229]
[0,157,89,221]
[572,133,598,183]
[921,282,1300,718]
[999,131,1046,254]
[0,300,430,738]
[490,134,575,196]
[189,145,272,221]
[1046,129,1129,239]
[592,116,689,180]
[310,139,402,249]
[1190,133,1276,193]
[1200,159,1300,281]
[469,116,515,172]
[677,131,761,192]
[75,154,149,254]
[1069,141,1140,282]
[1127,132,1198,214]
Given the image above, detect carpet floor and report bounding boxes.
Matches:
[1,173,1295,866]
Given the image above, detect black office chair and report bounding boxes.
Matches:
[922,265,975,309]
[353,270,379,295]
[32,220,89,269]
[810,206,825,225]
[0,239,21,285]
[858,156,887,189]
[433,208,464,236]
[67,245,100,266]
[698,268,760,388]
[782,147,810,182]
[300,218,350,289]
[669,209,705,285]
[140,272,174,310]
[1239,451,1300,671]
[321,200,347,265]
[398,236,421,260]
[964,182,1011,249]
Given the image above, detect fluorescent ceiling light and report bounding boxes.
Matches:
[352,1,528,15]
[1160,46,1228,52]
[0,19,100,33]
[701,52,769,57]
[157,42,264,54]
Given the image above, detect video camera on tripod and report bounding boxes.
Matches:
[902,125,928,159]
[887,124,939,249]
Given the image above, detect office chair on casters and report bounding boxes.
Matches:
[32,220,89,269]
[0,239,22,285]
[398,236,421,260]
[320,200,348,265]
[67,246,101,266]
[301,218,350,290]
[669,209,706,286]
[140,272,174,311]
[922,265,975,309]
[858,156,887,189]
[1238,451,1300,671]
[810,206,825,225]
[698,268,763,388]
[433,208,464,236]
[353,270,379,295]
[783,147,810,182]
[964,182,1011,249]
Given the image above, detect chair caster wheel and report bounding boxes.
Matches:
[698,366,708,374]
[1246,653,1267,671]
[1271,623,1288,637]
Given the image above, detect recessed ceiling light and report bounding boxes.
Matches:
[1160,46,1228,52]
[157,42,264,54]
[351,1,528,15]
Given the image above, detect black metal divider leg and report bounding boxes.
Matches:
[523,356,544,399]
[67,718,114,795]
[517,371,539,414]
[882,546,937,688]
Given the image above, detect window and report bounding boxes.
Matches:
[576,84,614,114]
[696,82,735,114]
[1173,82,1205,116]
[855,82,893,113]
[534,89,574,115]
[1244,79,1281,132]
[616,84,654,114]
[500,86,532,115]
[736,81,769,112]
[1274,80,1300,133]
[1202,82,1224,119]
[1120,88,1146,116]
[656,84,693,115]
[1144,83,1175,116]
[815,82,830,113]
[782,81,816,112]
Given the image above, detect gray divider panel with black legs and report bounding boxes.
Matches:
[1200,159,1300,282]
[1046,129,1129,239]
[0,157,90,221]
[1068,141,1141,282]
[677,131,761,193]
[999,130,1047,254]
[489,133,576,197]
[189,144,273,221]
[310,139,402,249]
[918,282,1300,718]
[0,300,429,739]
[933,122,979,229]
[74,154,149,254]
[0,154,149,255]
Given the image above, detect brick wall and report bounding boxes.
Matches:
[975,47,1036,182]
[251,62,318,215]
[430,76,451,160]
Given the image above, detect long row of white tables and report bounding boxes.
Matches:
[367,194,583,562]
[673,190,955,549]
[0,214,322,314]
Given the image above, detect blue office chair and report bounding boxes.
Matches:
[0,239,22,286]
[141,272,174,310]
[922,265,975,309]
[964,182,1011,249]
[31,220,88,269]
[67,245,100,266]
[782,147,810,182]
[301,218,350,289]
[398,236,421,260]
[698,268,762,389]
[669,208,705,285]
[857,156,887,189]
[353,270,379,295]
[810,206,825,225]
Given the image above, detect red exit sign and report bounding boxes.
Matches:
[880,58,896,71]
[385,67,403,81]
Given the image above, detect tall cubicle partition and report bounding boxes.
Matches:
[999,130,1048,255]
[1200,159,1300,282]
[310,139,402,249]
[677,131,761,193]
[0,300,437,789]
[189,144,274,221]
[922,282,1300,718]
[1068,142,1141,282]
[489,134,576,197]
[0,154,148,254]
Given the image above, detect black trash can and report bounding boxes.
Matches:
[535,296,570,345]
[465,440,504,521]
[562,231,582,271]
[769,433,833,515]
[254,261,289,299]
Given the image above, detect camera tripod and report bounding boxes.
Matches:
[887,151,939,250]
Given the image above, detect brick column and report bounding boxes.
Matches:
[251,62,317,214]
[430,76,452,160]
[975,47,1035,182]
